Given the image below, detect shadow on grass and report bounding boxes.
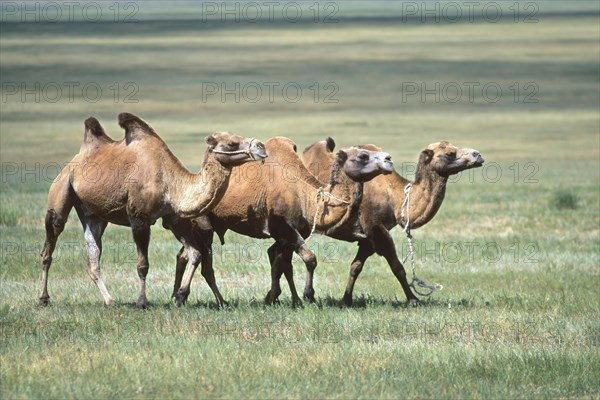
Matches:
[32,295,480,311]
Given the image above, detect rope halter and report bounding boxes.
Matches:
[305,186,350,243]
[210,137,263,161]
[400,182,443,297]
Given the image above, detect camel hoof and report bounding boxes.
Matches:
[136,296,149,309]
[408,298,420,307]
[303,289,316,303]
[264,290,281,306]
[217,299,230,309]
[173,290,190,307]
[292,297,304,308]
[38,297,50,307]
[342,294,353,307]
[105,298,117,308]
[174,294,186,307]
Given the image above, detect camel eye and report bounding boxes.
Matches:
[228,141,239,149]
[358,153,369,161]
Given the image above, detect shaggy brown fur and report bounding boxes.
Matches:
[39,113,266,308]
[167,137,394,306]
[302,138,484,305]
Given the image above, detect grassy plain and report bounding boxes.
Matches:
[1,2,599,399]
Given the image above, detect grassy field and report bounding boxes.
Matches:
[1,2,599,399]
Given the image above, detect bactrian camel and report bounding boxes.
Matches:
[166,137,394,306]
[302,138,484,305]
[39,113,267,308]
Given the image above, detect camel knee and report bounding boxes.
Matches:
[390,264,408,279]
[40,246,53,269]
[188,248,202,267]
[299,249,317,271]
[45,209,66,236]
[86,263,101,283]
[137,264,149,280]
[200,264,215,281]
[349,261,364,279]
[176,247,188,264]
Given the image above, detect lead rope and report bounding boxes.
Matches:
[400,183,443,297]
[305,188,324,243]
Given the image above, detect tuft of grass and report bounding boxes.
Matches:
[0,205,19,227]
[551,190,580,210]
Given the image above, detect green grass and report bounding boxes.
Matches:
[1,3,599,399]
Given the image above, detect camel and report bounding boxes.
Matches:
[39,113,267,308]
[302,138,484,305]
[166,137,394,306]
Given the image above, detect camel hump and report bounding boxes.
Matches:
[82,117,113,147]
[266,136,297,153]
[117,112,158,143]
[303,137,335,155]
[358,143,382,151]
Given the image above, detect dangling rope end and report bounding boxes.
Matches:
[401,182,443,298]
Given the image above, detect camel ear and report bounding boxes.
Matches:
[335,149,348,164]
[205,135,218,148]
[326,137,335,152]
[419,149,434,164]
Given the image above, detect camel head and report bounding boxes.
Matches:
[419,141,484,177]
[332,146,395,183]
[206,132,267,166]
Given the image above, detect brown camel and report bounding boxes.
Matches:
[302,138,484,305]
[167,137,394,306]
[39,113,267,308]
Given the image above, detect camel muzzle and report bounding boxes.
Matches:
[249,140,268,162]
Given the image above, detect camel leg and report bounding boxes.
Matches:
[266,215,307,305]
[82,216,114,306]
[39,173,74,305]
[130,217,151,309]
[39,209,68,305]
[175,245,197,306]
[178,238,227,307]
[198,238,227,307]
[175,231,225,307]
[271,243,302,306]
[172,246,188,301]
[265,242,300,305]
[371,225,419,306]
[342,240,375,307]
[297,243,317,303]
[265,243,284,305]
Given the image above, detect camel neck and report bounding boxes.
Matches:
[169,151,231,218]
[394,167,448,229]
[313,167,362,236]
